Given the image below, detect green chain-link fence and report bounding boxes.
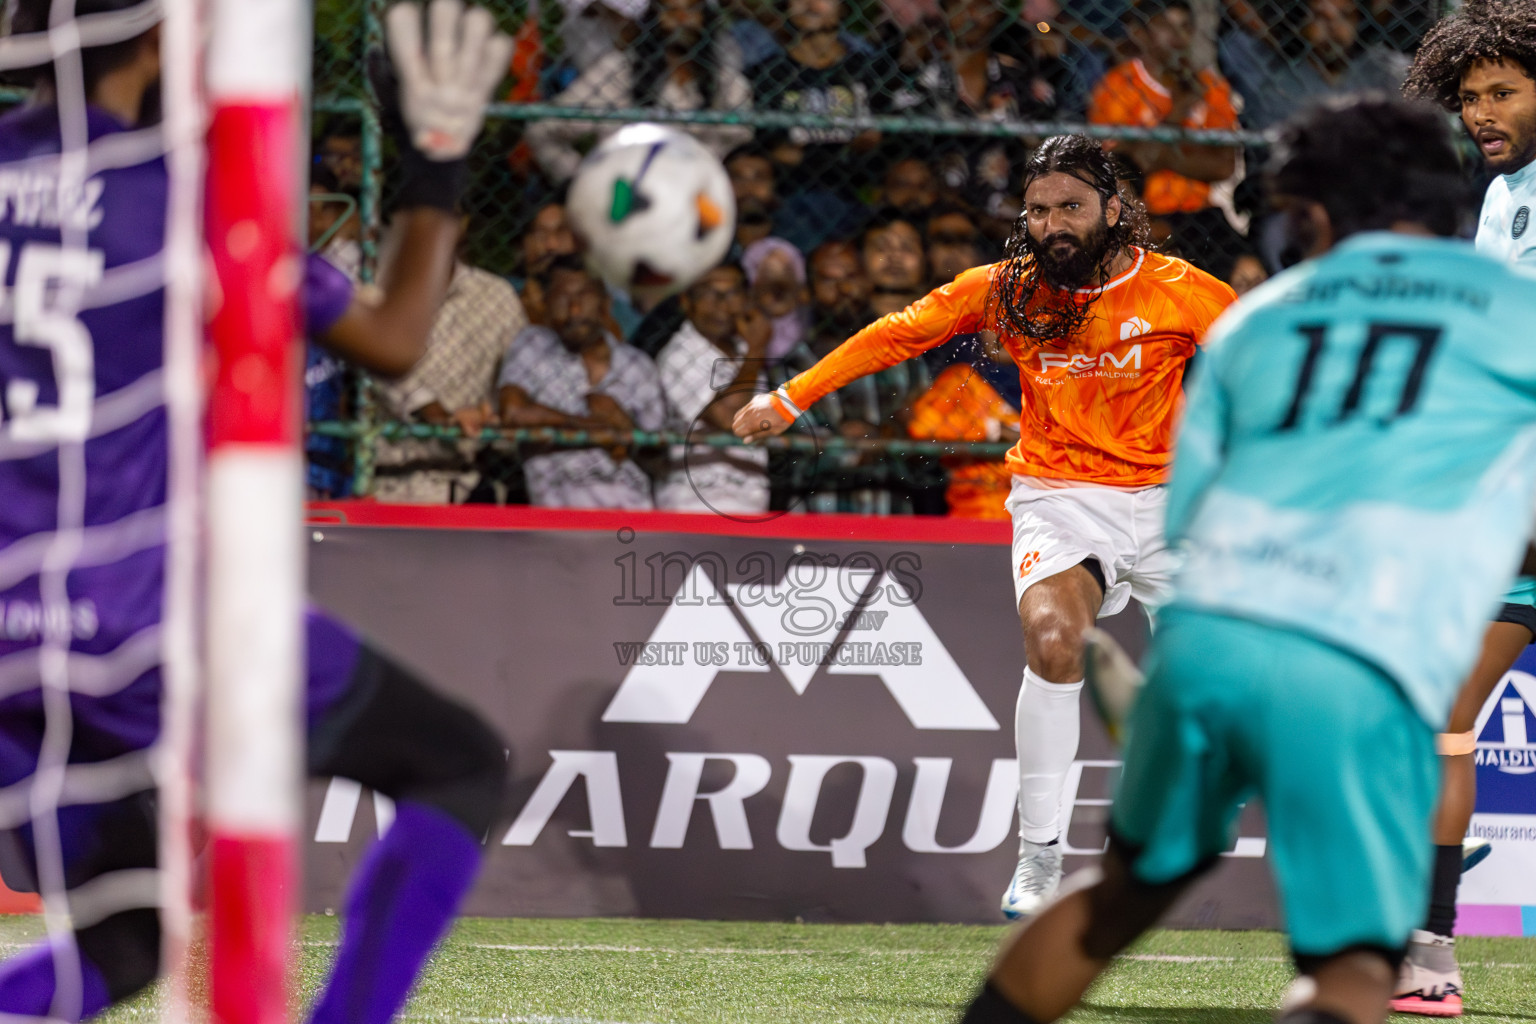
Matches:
[309,0,1462,511]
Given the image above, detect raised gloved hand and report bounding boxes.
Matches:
[385,0,512,160]
[369,0,512,210]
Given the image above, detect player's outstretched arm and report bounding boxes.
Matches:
[318,0,512,377]
[755,265,996,437]
[321,210,459,377]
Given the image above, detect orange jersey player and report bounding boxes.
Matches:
[735,134,1236,920]
[792,247,1232,488]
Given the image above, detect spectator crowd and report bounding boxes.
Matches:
[307,0,1441,519]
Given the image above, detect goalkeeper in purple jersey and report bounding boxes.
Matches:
[0,1,514,1021]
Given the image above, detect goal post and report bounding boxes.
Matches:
[204,0,310,1021]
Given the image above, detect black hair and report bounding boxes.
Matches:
[310,162,343,193]
[860,206,922,244]
[1404,0,1536,110]
[923,201,980,232]
[315,113,363,144]
[988,134,1152,346]
[1128,0,1193,28]
[685,260,746,291]
[631,3,723,111]
[723,140,775,167]
[1268,93,1466,240]
[538,252,599,293]
[7,0,158,95]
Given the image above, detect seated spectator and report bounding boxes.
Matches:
[1360,0,1436,51]
[1220,0,1410,129]
[497,256,666,509]
[880,157,939,220]
[730,0,878,73]
[314,116,363,192]
[373,228,529,504]
[1090,0,1241,271]
[726,142,782,252]
[774,240,932,514]
[1211,243,1268,296]
[991,1,1107,120]
[527,0,754,183]
[907,351,1020,519]
[743,237,810,363]
[515,199,580,325]
[308,164,361,281]
[862,210,928,317]
[923,203,987,287]
[898,0,1041,119]
[515,197,642,337]
[552,0,647,82]
[750,0,889,253]
[934,141,1025,246]
[655,264,773,512]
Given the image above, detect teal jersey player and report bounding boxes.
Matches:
[1475,139,1536,614]
[1167,232,1536,725]
[956,98,1536,1024]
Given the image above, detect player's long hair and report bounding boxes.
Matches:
[987,135,1152,348]
[1404,0,1536,110]
[1269,94,1466,240]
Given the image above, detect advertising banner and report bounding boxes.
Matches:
[304,504,1277,927]
[1458,644,1536,936]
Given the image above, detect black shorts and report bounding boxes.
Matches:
[1495,602,1536,641]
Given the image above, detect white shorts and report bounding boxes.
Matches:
[1006,477,1177,617]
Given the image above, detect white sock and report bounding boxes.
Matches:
[1015,667,1083,846]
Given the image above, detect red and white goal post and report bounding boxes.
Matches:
[204,0,309,1021]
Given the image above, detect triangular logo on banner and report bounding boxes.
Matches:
[1474,671,1536,777]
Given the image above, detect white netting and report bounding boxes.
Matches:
[0,0,197,1019]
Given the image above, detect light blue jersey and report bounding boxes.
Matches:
[1475,160,1536,266]
[1475,158,1536,612]
[1166,232,1536,726]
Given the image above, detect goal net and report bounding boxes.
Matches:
[0,0,308,1019]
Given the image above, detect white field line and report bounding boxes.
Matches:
[301,940,1536,969]
[0,937,1528,969]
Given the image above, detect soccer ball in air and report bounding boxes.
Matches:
[566,123,736,305]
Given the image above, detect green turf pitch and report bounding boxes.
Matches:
[0,915,1530,1023]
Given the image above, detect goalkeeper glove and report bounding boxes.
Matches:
[369,0,513,211]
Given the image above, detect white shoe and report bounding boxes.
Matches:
[1390,929,1463,1017]
[1462,836,1491,873]
[1000,841,1062,920]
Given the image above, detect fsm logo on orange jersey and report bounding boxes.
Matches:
[1037,344,1143,375]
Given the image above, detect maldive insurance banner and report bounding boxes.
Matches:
[303,504,1276,928]
[1460,644,1536,936]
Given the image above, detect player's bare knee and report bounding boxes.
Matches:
[1022,613,1087,682]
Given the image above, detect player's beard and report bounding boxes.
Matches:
[1025,217,1112,291]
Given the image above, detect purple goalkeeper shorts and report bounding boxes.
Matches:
[0,605,365,788]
